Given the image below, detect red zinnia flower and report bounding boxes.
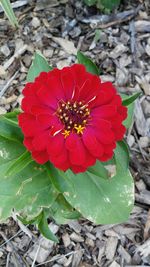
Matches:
[18,64,127,173]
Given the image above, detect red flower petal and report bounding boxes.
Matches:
[118,105,127,120]
[82,128,104,157]
[36,114,53,127]
[47,134,64,157]
[69,138,86,166]
[61,67,75,100]
[31,105,53,116]
[23,137,33,151]
[92,105,117,118]
[37,84,58,109]
[79,75,100,103]
[89,82,116,108]
[18,113,43,137]
[32,150,49,164]
[32,131,49,151]
[65,132,78,151]
[71,64,87,88]
[71,165,87,173]
[35,72,48,83]
[22,83,35,96]
[21,96,40,113]
[49,146,69,171]
[98,151,114,162]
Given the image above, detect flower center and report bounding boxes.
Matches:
[57,100,90,136]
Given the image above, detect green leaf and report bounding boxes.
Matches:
[0,0,18,27]
[27,51,52,82]
[49,194,81,224]
[0,115,23,143]
[18,213,42,225]
[122,92,141,106]
[57,143,134,225]
[38,211,58,242]
[77,51,100,76]
[94,29,101,43]
[114,141,129,171]
[120,93,136,129]
[88,161,109,179]
[3,109,21,119]
[97,0,120,11]
[0,135,58,222]
[6,150,33,176]
[45,163,69,193]
[84,0,97,6]
[123,103,134,129]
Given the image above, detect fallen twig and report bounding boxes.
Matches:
[0,0,29,14]
[3,44,28,71]
[35,249,85,267]
[0,70,19,97]
[31,244,41,267]
[129,20,137,59]
[12,213,34,241]
[0,230,26,267]
[82,5,142,29]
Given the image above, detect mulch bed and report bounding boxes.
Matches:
[0,0,150,266]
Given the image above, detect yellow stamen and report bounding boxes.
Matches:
[85,111,90,116]
[74,125,85,134]
[62,130,70,138]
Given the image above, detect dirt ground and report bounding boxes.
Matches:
[0,0,150,266]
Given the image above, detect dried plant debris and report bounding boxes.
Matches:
[0,0,150,266]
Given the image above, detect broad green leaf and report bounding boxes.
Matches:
[0,137,25,166]
[46,163,69,193]
[0,115,23,143]
[123,103,134,129]
[115,141,129,170]
[6,150,33,176]
[0,0,18,27]
[88,161,109,179]
[77,51,100,76]
[56,143,134,225]
[27,51,52,82]
[0,135,58,222]
[38,211,58,242]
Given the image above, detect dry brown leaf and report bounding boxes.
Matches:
[144,209,150,240]
[52,37,77,55]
